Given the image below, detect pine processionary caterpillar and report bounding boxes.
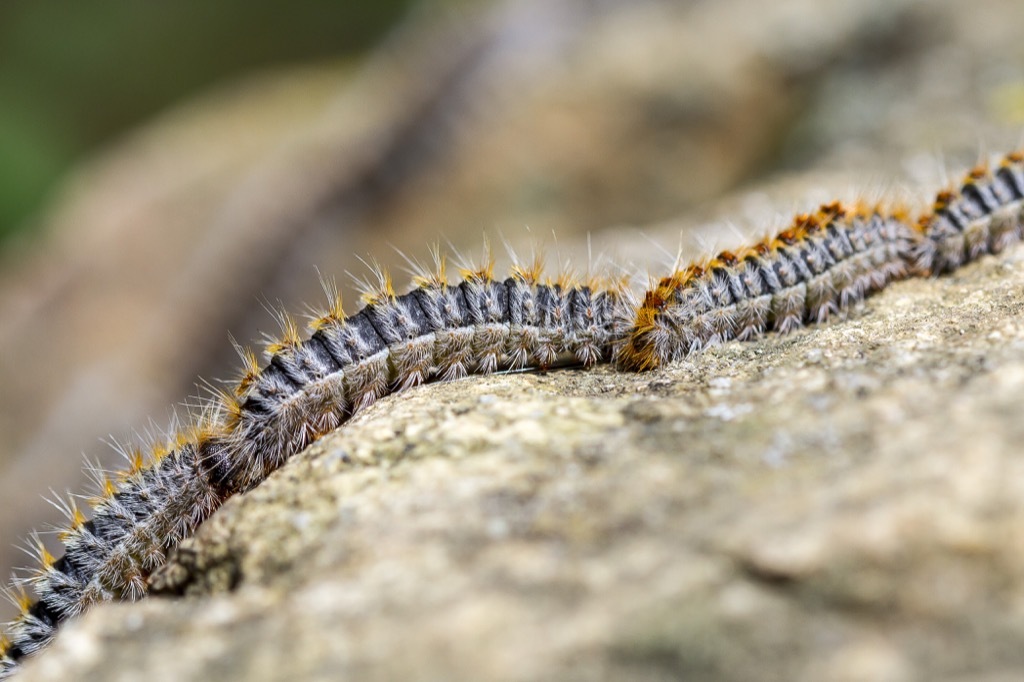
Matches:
[616,205,918,371]
[1,149,1023,678]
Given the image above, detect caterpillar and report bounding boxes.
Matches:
[1,149,1023,679]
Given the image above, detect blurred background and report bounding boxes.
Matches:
[0,0,415,243]
[1,0,1024,617]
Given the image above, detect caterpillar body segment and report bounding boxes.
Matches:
[1,441,222,672]
[616,203,919,371]
[217,273,635,493]
[915,152,1024,275]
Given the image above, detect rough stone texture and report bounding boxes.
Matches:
[18,244,1024,681]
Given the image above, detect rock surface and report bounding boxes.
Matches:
[5,0,1024,594]
[18,245,1024,681]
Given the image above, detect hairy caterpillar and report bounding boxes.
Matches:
[1,150,1023,679]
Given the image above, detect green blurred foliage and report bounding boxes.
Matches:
[0,0,414,240]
